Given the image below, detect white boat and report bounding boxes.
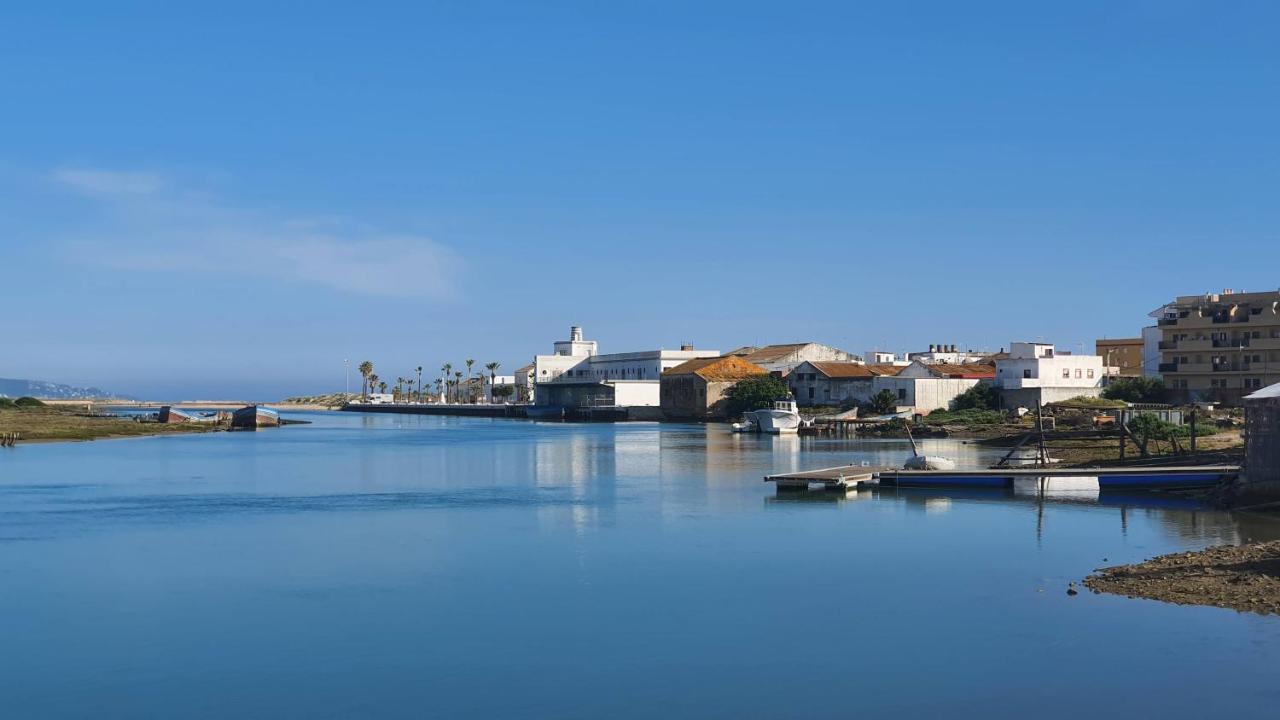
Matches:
[754,396,802,434]
[902,424,956,470]
[731,415,758,433]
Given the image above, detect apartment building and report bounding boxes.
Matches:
[1155,289,1280,405]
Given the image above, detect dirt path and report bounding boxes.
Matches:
[1085,541,1280,615]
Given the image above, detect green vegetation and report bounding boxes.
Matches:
[1127,413,1189,456]
[492,385,514,400]
[1102,377,1168,404]
[0,406,216,443]
[1053,395,1127,409]
[724,376,792,416]
[922,408,1006,426]
[951,383,1000,411]
[0,397,14,408]
[14,396,45,407]
[866,389,898,415]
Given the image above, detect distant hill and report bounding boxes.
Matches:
[0,377,131,400]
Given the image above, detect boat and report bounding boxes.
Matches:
[902,423,956,470]
[753,395,802,434]
[157,406,197,424]
[731,415,758,433]
[231,405,280,429]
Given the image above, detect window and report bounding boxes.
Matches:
[1075,369,1082,379]
[1087,369,1095,379]
[897,389,907,400]
[1062,368,1071,379]
[807,388,814,399]
[1023,369,1032,379]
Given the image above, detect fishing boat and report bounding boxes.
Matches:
[231,405,280,429]
[754,395,802,434]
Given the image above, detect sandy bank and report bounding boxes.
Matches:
[1085,540,1280,615]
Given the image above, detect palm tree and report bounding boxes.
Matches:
[378,380,387,394]
[455,371,464,403]
[465,359,475,401]
[442,363,452,403]
[368,374,380,398]
[415,366,423,403]
[358,360,374,401]
[485,362,500,404]
[434,378,443,402]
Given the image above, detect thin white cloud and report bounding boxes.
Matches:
[51,168,166,197]
[50,168,462,300]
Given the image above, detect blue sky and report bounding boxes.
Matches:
[2,1,1278,399]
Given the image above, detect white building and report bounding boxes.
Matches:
[874,362,997,414]
[995,342,1105,407]
[530,326,719,407]
[485,375,516,403]
[907,344,992,365]
[864,350,909,366]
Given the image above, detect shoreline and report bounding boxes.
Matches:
[1085,540,1280,615]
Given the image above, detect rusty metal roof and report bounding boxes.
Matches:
[664,356,769,381]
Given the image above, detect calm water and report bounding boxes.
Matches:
[3,412,1280,718]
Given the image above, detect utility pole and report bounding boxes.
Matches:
[344,359,350,395]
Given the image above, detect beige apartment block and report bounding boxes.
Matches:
[1156,289,1280,405]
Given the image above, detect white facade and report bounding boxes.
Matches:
[485,375,516,403]
[873,363,990,414]
[996,342,1105,404]
[1141,325,1162,378]
[864,350,909,366]
[530,326,719,406]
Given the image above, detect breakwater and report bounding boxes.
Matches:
[341,403,529,418]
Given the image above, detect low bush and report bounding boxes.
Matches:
[921,409,1005,426]
[952,383,1000,411]
[13,397,44,407]
[0,397,15,408]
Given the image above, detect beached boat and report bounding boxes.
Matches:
[158,406,197,424]
[231,405,280,429]
[753,396,802,434]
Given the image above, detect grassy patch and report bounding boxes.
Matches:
[0,407,217,443]
[921,409,1007,426]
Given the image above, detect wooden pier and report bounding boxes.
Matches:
[766,464,1241,492]
[765,465,898,491]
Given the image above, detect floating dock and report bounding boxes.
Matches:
[764,465,898,491]
[765,465,1241,492]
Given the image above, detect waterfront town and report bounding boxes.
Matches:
[346,287,1280,419]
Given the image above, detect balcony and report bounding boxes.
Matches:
[1212,339,1250,348]
[1158,318,1178,327]
[1158,340,1177,350]
[1158,363,1179,373]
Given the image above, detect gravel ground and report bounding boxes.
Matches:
[1085,540,1280,615]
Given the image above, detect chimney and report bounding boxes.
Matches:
[570,326,583,342]
[929,344,936,353]
[681,343,694,351]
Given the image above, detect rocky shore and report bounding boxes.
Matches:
[1085,540,1280,615]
